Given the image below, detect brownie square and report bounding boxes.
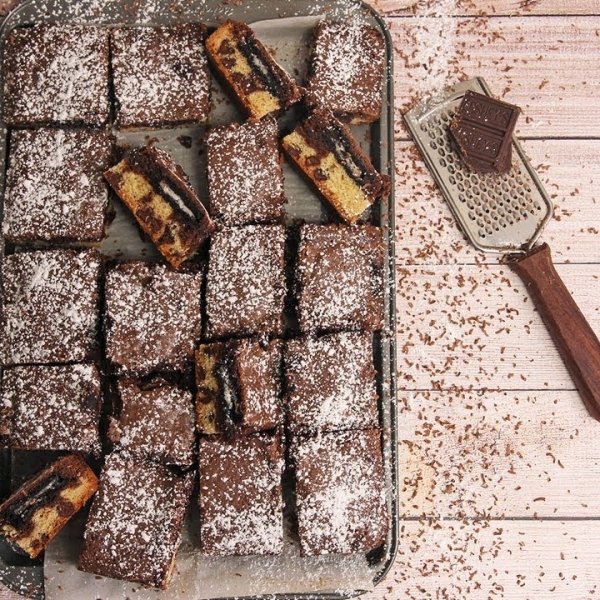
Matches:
[285,331,379,435]
[195,338,283,435]
[306,20,385,124]
[205,225,286,338]
[2,24,110,126]
[198,433,284,556]
[111,24,211,129]
[206,117,285,226]
[0,249,101,366]
[292,429,388,556]
[109,378,195,467]
[3,128,113,244]
[232,338,283,432]
[104,261,202,376]
[79,452,193,589]
[0,364,102,455]
[295,224,384,333]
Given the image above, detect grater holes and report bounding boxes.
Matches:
[422,107,549,242]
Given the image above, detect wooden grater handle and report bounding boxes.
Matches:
[509,243,600,421]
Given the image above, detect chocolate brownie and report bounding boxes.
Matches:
[295,224,384,333]
[3,128,113,244]
[282,109,390,224]
[205,225,286,339]
[104,145,214,269]
[284,331,379,434]
[195,338,283,434]
[0,454,98,559]
[205,20,302,120]
[291,429,388,556]
[198,433,284,556]
[0,364,102,455]
[205,117,285,225]
[2,23,110,126]
[306,20,386,124]
[0,249,102,366]
[108,378,195,467]
[79,452,193,589]
[111,24,211,129]
[104,260,202,376]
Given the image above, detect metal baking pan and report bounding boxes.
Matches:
[0,0,397,598]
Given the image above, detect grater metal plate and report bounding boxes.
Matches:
[404,77,553,254]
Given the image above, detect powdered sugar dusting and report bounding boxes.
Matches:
[198,434,284,556]
[233,338,284,432]
[0,249,101,365]
[3,128,112,243]
[104,261,202,375]
[407,0,458,101]
[205,225,286,338]
[79,452,193,588]
[0,364,101,455]
[206,118,285,225]
[111,24,210,128]
[297,224,384,333]
[307,20,385,122]
[112,379,195,467]
[285,331,379,434]
[293,429,387,556]
[2,24,109,126]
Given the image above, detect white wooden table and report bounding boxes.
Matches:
[2,0,600,598]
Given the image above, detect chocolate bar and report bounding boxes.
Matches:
[449,90,520,174]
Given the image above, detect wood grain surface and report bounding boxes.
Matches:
[2,0,600,599]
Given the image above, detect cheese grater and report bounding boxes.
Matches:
[404,77,553,254]
[404,77,600,422]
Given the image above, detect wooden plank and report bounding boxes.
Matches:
[391,15,600,139]
[361,519,600,600]
[395,263,600,390]
[397,390,600,518]
[394,139,600,265]
[371,0,600,17]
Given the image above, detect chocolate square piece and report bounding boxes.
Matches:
[104,261,202,376]
[285,331,379,434]
[195,338,283,435]
[449,90,520,174]
[0,364,102,455]
[0,454,99,558]
[206,117,285,226]
[2,24,110,126]
[306,20,386,124]
[198,433,284,556]
[205,225,286,338]
[295,224,384,333]
[111,24,211,129]
[3,128,113,244]
[109,378,195,467]
[79,452,193,589]
[292,429,388,556]
[205,20,302,120]
[0,249,101,366]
